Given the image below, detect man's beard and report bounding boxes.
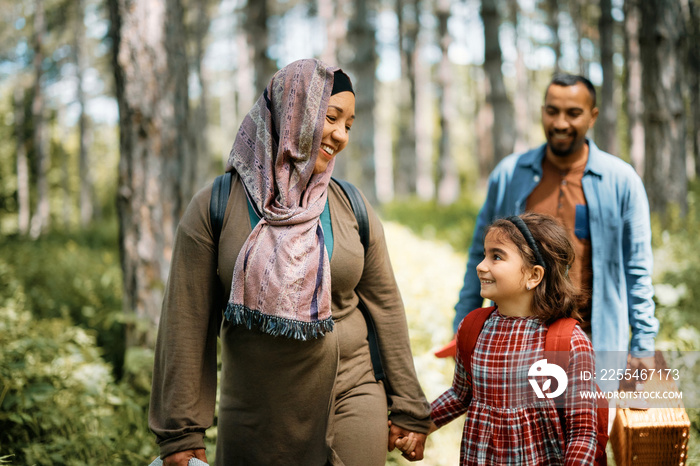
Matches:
[547,131,579,157]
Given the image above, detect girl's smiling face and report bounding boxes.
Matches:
[476,229,530,308]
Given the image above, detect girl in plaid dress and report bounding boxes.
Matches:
[397,213,597,465]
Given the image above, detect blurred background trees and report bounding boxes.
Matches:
[1,0,699,464]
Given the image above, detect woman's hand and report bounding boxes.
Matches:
[395,432,422,460]
[163,449,207,466]
[388,421,427,461]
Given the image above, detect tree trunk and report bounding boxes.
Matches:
[595,0,617,154]
[481,0,515,167]
[570,0,588,76]
[546,0,562,72]
[640,0,687,215]
[74,0,94,228]
[595,0,617,155]
[475,70,495,186]
[683,0,700,178]
[187,0,212,188]
[394,0,418,198]
[344,0,377,203]
[234,17,255,143]
[511,0,530,153]
[436,0,458,204]
[244,0,275,96]
[416,0,435,200]
[14,86,30,236]
[319,0,343,65]
[415,28,434,201]
[109,0,192,349]
[374,83,394,203]
[30,0,49,239]
[624,0,644,175]
[59,123,72,229]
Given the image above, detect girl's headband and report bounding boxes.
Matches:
[505,216,546,269]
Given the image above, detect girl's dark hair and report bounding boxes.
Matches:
[486,212,587,323]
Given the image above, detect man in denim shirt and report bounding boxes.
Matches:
[450,75,658,389]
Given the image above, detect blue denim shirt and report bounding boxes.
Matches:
[454,140,658,357]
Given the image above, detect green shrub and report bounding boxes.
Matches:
[0,222,125,375]
[0,296,156,464]
[646,181,700,464]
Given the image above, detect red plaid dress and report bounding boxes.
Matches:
[431,310,597,465]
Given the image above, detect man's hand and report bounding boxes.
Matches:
[388,421,427,461]
[163,449,207,466]
[628,356,656,372]
[620,355,656,391]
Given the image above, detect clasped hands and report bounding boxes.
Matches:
[388,421,431,462]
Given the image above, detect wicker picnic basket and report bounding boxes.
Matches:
[610,352,691,466]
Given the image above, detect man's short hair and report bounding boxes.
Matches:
[546,74,597,109]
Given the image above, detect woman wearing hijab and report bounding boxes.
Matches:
[149,59,431,466]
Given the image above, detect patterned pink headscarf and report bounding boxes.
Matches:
[224,59,340,340]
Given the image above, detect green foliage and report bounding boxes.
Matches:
[0,221,125,373]
[379,195,482,254]
[0,273,157,465]
[652,181,700,349]
[636,180,700,463]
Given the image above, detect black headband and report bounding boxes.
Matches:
[506,216,546,269]
[332,71,354,95]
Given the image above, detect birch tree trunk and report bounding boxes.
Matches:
[109,0,192,348]
[595,0,617,154]
[14,86,30,236]
[640,0,687,215]
[624,0,644,174]
[30,0,49,239]
[345,0,377,203]
[481,0,515,167]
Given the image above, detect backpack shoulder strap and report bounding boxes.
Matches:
[209,171,232,247]
[331,178,387,382]
[545,316,610,465]
[456,306,496,390]
[545,317,578,372]
[331,178,369,253]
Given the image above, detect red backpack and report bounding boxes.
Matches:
[456,306,609,466]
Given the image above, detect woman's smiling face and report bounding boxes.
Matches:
[314,91,355,175]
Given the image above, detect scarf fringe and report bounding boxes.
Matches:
[224,303,334,341]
